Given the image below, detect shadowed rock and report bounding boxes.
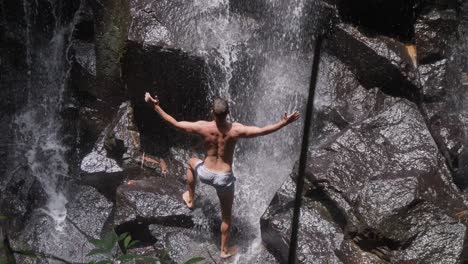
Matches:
[9,212,95,264]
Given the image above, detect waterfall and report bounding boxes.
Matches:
[12,0,81,231]
[137,0,319,261]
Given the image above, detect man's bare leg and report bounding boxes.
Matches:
[218,190,237,258]
[182,158,201,209]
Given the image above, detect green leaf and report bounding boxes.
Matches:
[127,240,139,248]
[118,232,129,241]
[184,257,205,264]
[117,254,140,262]
[100,231,118,252]
[138,256,160,263]
[89,239,107,249]
[94,260,112,264]
[123,235,132,248]
[162,248,170,258]
[0,215,7,221]
[86,248,111,257]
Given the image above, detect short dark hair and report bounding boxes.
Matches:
[213,98,229,117]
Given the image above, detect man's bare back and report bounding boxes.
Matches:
[144,93,300,258]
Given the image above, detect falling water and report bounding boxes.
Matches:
[12,0,81,231]
[134,0,319,261]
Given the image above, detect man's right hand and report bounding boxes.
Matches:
[145,92,159,105]
[282,111,300,124]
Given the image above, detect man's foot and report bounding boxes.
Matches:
[220,246,238,259]
[182,191,194,209]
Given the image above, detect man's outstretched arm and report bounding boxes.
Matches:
[145,92,201,134]
[237,111,300,138]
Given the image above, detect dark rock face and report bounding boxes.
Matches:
[326,23,419,99]
[122,41,211,156]
[336,0,422,41]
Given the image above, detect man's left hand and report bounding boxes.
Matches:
[145,92,159,105]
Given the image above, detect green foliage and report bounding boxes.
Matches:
[87,230,205,264]
[0,215,7,221]
[184,257,205,264]
[88,230,158,263]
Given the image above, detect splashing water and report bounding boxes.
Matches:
[136,0,319,261]
[13,0,82,231]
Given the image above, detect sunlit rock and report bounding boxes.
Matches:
[326,23,419,99]
[262,177,346,263]
[306,99,466,262]
[114,178,194,227]
[80,101,141,174]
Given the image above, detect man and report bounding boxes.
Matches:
[144,92,300,258]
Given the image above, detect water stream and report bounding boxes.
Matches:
[12,0,81,231]
[136,0,319,261]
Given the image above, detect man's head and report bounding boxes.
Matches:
[212,98,229,121]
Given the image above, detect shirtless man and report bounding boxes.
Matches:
[144,92,300,258]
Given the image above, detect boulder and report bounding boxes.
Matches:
[306,98,466,261]
[80,101,143,191]
[114,178,192,227]
[326,23,419,99]
[415,8,459,64]
[309,99,464,212]
[66,185,113,239]
[261,175,384,263]
[386,202,465,263]
[312,52,398,146]
[9,212,95,263]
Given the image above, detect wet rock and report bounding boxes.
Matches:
[326,23,419,99]
[354,177,419,229]
[309,99,464,213]
[419,59,451,100]
[66,185,113,239]
[312,52,397,146]
[80,101,141,176]
[415,8,459,64]
[0,167,48,233]
[149,225,216,264]
[335,240,385,264]
[387,202,465,263]
[306,98,466,261]
[9,212,95,263]
[260,176,295,263]
[128,1,172,46]
[114,178,193,227]
[261,177,350,263]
